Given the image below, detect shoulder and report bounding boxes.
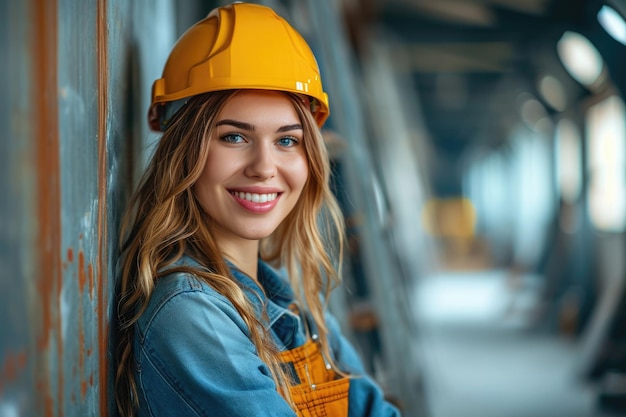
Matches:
[136,256,247,339]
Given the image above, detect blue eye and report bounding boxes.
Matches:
[221,133,246,144]
[277,137,299,147]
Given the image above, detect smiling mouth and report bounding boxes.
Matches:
[230,191,279,203]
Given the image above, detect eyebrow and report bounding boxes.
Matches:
[216,119,302,133]
[216,119,254,131]
[277,124,303,133]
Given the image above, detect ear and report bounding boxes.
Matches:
[148,105,163,131]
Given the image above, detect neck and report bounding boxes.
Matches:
[222,239,260,281]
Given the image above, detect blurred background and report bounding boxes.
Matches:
[2,0,626,416]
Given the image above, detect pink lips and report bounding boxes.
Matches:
[230,190,282,214]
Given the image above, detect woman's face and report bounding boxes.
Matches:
[194,90,309,247]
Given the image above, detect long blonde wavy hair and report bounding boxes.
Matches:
[114,90,345,416]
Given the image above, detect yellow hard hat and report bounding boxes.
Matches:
[149,2,330,131]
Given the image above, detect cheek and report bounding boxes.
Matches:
[289,155,309,192]
[202,150,240,185]
[193,157,221,206]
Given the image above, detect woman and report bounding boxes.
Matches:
[114,3,401,416]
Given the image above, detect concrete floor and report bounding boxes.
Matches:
[413,269,615,417]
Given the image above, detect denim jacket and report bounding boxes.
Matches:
[133,255,401,416]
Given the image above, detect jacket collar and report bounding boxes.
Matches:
[229,260,303,349]
[172,254,303,349]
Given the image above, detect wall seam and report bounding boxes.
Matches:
[97,0,109,415]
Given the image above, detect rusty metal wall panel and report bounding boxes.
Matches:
[2,1,62,416]
[1,0,179,415]
[56,0,103,414]
[1,1,40,416]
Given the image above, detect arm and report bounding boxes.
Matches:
[135,289,297,417]
[325,312,402,417]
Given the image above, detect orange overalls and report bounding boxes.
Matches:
[279,305,351,416]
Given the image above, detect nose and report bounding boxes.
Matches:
[244,142,277,180]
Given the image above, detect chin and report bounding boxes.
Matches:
[240,227,279,241]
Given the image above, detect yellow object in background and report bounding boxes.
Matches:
[422,197,477,239]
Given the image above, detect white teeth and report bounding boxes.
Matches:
[234,191,278,203]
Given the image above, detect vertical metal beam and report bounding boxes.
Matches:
[33,0,61,415]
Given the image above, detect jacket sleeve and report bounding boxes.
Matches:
[325,312,402,417]
[135,289,297,417]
